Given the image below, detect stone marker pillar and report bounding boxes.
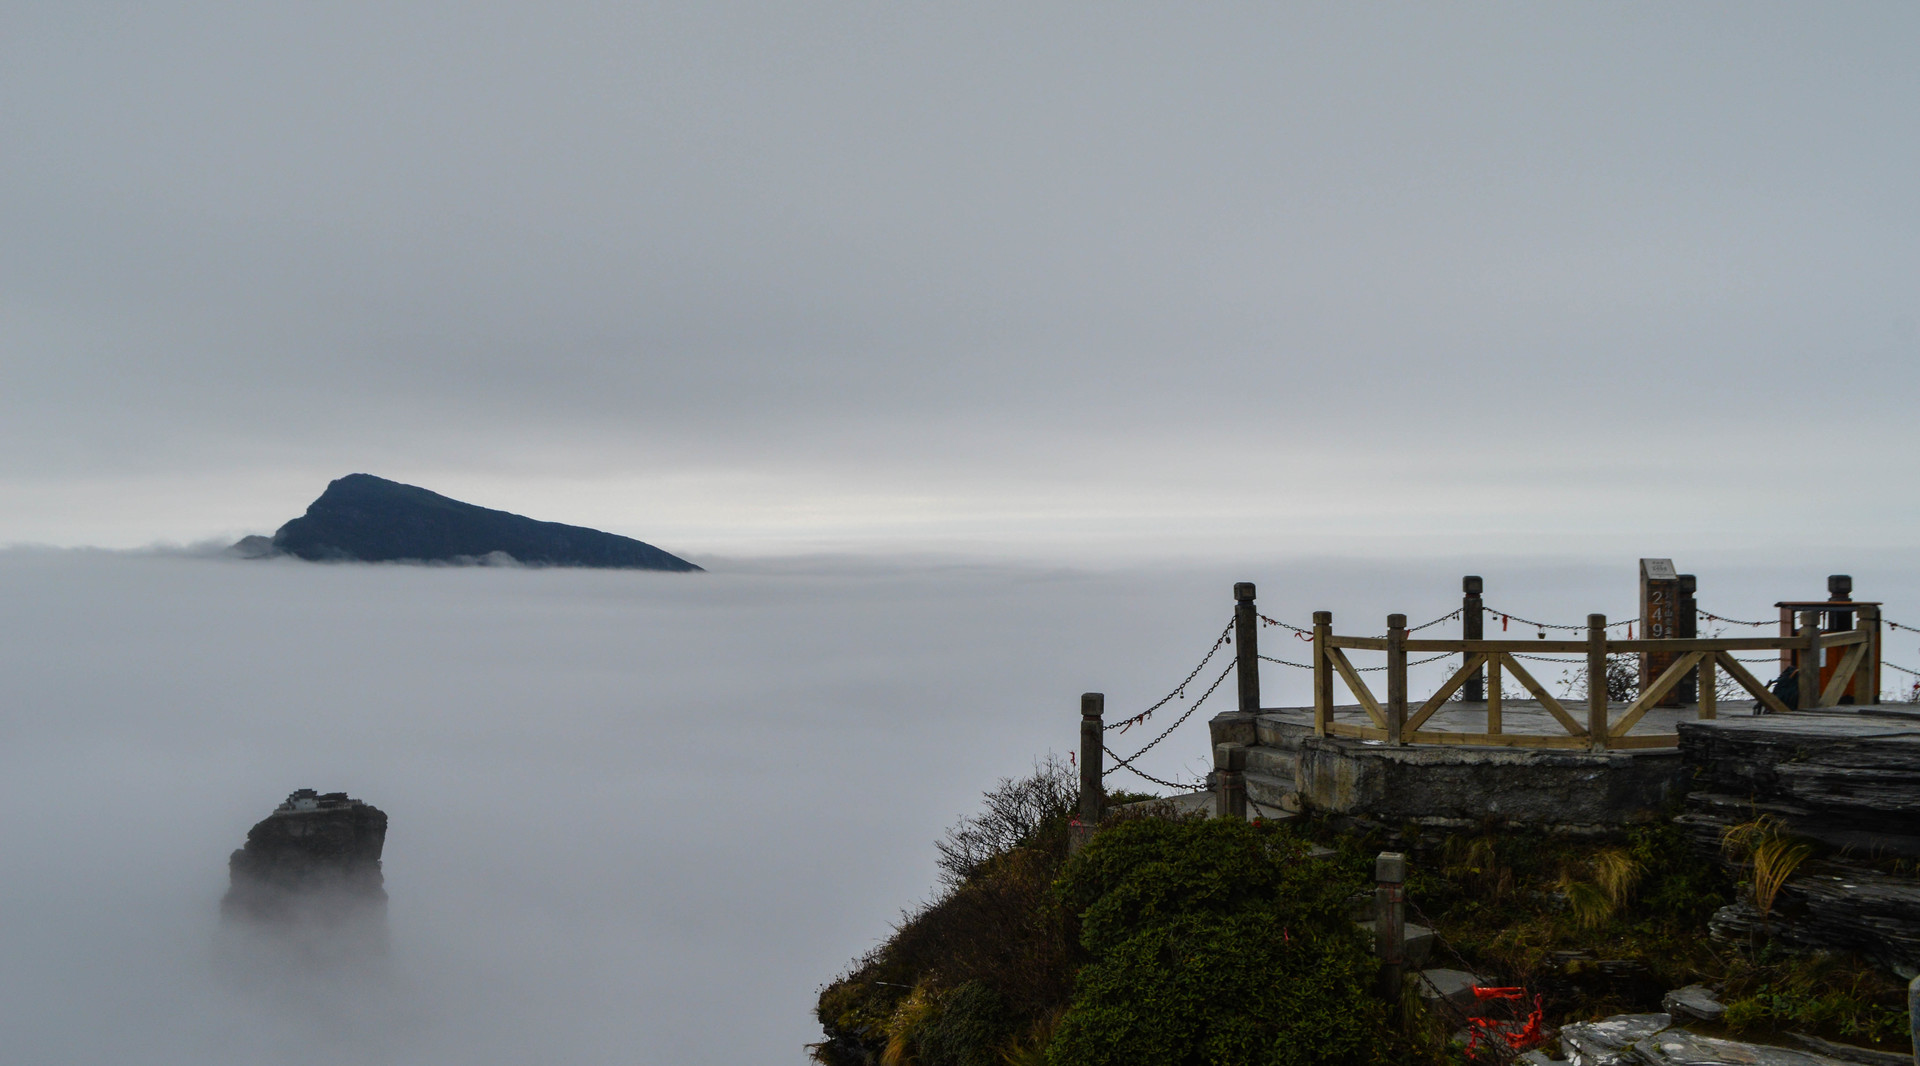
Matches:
[1678,574,1699,704]
[1462,576,1485,702]
[1214,742,1247,820]
[1375,852,1407,1001]
[1072,693,1104,854]
[1234,582,1261,714]
[1639,558,1681,707]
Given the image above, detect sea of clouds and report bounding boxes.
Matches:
[1,547,1914,1064]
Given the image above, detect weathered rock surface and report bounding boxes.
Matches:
[1560,1013,1671,1066]
[1678,715,1920,853]
[1632,1029,1851,1066]
[1662,985,1727,1023]
[256,473,702,571]
[222,789,388,926]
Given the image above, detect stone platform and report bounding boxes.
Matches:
[1209,703,1920,832]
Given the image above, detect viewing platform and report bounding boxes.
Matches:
[1209,701,1920,831]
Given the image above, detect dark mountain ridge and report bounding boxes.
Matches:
[256,474,702,571]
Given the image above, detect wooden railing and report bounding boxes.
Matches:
[1308,607,1881,751]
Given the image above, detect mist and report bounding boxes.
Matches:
[0,548,1914,1063]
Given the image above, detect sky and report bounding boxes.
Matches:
[3,4,1917,558]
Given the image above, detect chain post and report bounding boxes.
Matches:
[1234,582,1261,714]
[1214,743,1247,820]
[1462,576,1484,702]
[1587,614,1609,750]
[1072,693,1104,854]
[1375,852,1407,1002]
[1313,611,1333,736]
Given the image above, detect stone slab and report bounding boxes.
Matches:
[1354,919,1435,967]
[1662,985,1727,1023]
[1414,968,1489,1016]
[1561,1014,1672,1066]
[1631,1030,1851,1066]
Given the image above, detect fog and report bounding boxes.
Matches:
[1,548,1915,1063]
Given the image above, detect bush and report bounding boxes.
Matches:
[935,755,1078,888]
[1047,818,1387,1066]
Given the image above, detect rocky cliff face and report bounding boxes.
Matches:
[254,473,703,571]
[222,789,388,928]
[1676,712,1920,975]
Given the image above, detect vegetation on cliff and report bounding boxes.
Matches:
[818,770,1914,1065]
[813,763,1393,1066]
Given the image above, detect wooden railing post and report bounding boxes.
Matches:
[1860,604,1883,704]
[1234,582,1261,715]
[1313,611,1333,735]
[1799,611,1822,710]
[1462,575,1485,702]
[1386,614,1408,745]
[1214,743,1247,820]
[1678,574,1699,704]
[1375,852,1408,1001]
[1072,693,1104,854]
[1588,614,1609,750]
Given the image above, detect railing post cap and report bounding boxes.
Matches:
[1375,852,1407,883]
[1588,613,1607,627]
[1234,582,1256,602]
[1829,574,1853,598]
[1313,610,1332,625]
[1081,693,1104,716]
[1678,574,1697,593]
[1800,610,1821,628]
[1462,575,1483,595]
[1214,742,1247,771]
[1388,613,1407,629]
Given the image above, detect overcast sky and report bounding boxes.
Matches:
[4,4,1915,557]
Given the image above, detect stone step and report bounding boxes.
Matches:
[1413,968,1492,1017]
[1354,919,1435,967]
[1245,744,1296,778]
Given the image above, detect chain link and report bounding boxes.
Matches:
[1257,613,1314,637]
[1106,621,1233,733]
[1886,660,1920,679]
[1697,609,1773,628]
[1407,608,1463,633]
[1482,605,1640,632]
[1258,654,1314,669]
[1103,660,1234,781]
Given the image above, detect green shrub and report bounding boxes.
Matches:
[914,981,1013,1066]
[1047,818,1386,1066]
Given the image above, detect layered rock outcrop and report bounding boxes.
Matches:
[222,789,388,928]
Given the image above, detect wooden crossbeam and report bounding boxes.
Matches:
[1327,721,1389,741]
[1820,640,1870,707]
[1405,730,1589,749]
[1610,651,1707,738]
[1406,653,1489,732]
[1495,653,1587,737]
[1326,647,1386,728]
[1717,651,1792,716]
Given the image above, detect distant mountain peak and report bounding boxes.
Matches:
[241,474,702,571]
